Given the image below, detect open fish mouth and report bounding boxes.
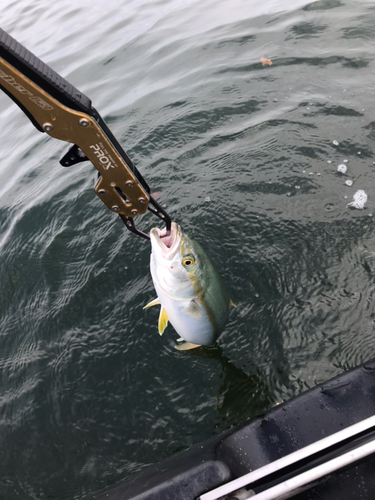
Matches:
[150,222,180,257]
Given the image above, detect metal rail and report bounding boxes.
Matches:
[251,439,375,500]
[199,414,375,500]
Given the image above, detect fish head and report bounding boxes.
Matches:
[150,223,195,298]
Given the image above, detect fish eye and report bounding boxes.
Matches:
[182,255,195,267]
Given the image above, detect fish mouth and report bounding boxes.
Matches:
[150,222,180,258]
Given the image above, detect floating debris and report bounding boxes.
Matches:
[151,191,162,199]
[325,203,335,212]
[327,160,332,164]
[332,140,339,146]
[260,57,272,67]
[337,164,347,174]
[205,196,211,202]
[345,180,353,186]
[343,159,348,163]
[347,190,367,209]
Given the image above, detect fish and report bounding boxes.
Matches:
[144,222,235,350]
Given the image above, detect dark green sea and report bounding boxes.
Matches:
[1,0,375,498]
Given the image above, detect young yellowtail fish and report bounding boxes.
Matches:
[144,222,235,350]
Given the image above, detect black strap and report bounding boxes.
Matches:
[0,28,92,115]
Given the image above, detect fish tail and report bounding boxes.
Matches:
[174,342,201,351]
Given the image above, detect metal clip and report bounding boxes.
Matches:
[120,195,171,240]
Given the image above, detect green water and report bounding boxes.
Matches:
[1,0,375,498]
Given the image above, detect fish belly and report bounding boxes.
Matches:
[155,285,215,345]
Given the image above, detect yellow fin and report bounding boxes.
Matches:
[230,299,236,308]
[158,306,169,335]
[174,342,201,351]
[143,298,161,309]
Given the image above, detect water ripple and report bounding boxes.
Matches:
[1,0,375,499]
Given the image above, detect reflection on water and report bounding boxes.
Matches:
[1,0,375,498]
[187,344,276,426]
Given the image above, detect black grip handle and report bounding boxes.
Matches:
[0,28,92,115]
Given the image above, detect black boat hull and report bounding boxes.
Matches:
[85,359,375,500]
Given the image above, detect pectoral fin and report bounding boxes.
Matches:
[174,342,201,351]
[181,300,201,318]
[158,306,169,335]
[230,299,236,308]
[143,298,161,309]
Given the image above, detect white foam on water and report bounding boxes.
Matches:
[333,140,339,146]
[337,164,347,174]
[347,190,368,209]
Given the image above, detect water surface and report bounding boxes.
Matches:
[1,0,375,498]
